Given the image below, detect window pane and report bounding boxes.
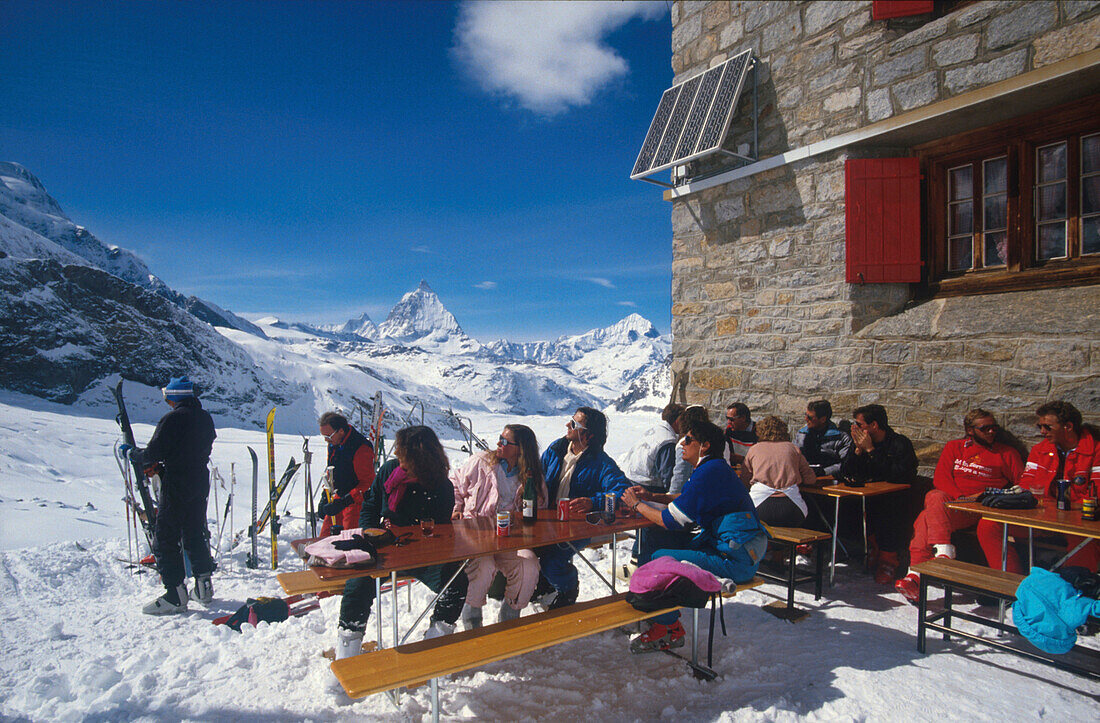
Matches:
[950,201,973,234]
[983,231,1007,267]
[949,166,972,201]
[949,237,972,270]
[1083,217,1100,255]
[1083,174,1100,215]
[984,194,1007,230]
[1037,182,1066,221]
[984,157,1007,194]
[1083,134,1100,174]
[1037,142,1067,183]
[1037,222,1066,260]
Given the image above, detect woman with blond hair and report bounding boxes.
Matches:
[742,415,816,527]
[452,424,548,626]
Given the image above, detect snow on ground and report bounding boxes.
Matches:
[1,394,1098,720]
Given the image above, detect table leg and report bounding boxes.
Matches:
[691,607,699,667]
[375,577,384,648]
[998,526,1008,625]
[1028,528,1033,570]
[860,497,869,569]
[568,541,615,594]
[830,498,839,586]
[611,532,617,594]
[1051,538,1091,571]
[430,677,440,723]
[399,559,470,645]
[391,571,399,650]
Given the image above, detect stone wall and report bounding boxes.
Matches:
[668,1,1100,463]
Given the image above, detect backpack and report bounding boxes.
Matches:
[216,597,290,631]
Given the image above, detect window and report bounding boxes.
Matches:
[918,95,1100,295]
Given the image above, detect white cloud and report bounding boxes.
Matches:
[410,245,431,254]
[617,300,637,307]
[474,280,498,290]
[584,277,616,289]
[454,1,667,115]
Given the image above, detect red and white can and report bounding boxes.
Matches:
[496,511,511,536]
[557,499,571,521]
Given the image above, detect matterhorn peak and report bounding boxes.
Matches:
[377,280,464,342]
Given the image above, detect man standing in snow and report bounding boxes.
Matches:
[132,376,217,615]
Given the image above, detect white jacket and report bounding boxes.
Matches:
[618,421,678,485]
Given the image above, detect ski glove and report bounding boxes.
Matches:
[318,495,353,518]
[332,534,379,557]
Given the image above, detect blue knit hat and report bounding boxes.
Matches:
[163,376,194,400]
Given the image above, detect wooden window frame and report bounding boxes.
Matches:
[917,95,1100,297]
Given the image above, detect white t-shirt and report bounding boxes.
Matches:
[496,461,520,512]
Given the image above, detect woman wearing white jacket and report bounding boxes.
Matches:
[451,424,548,626]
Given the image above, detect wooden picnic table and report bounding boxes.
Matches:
[800,478,911,585]
[945,500,1100,570]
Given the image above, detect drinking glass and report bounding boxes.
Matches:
[420,518,435,537]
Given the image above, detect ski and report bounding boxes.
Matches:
[265,407,277,570]
[252,457,302,534]
[112,380,158,546]
[247,446,259,569]
[302,437,316,537]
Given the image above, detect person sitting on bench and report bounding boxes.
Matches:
[451,424,548,627]
[976,401,1100,574]
[895,409,1022,602]
[335,426,469,659]
[535,407,629,609]
[840,404,919,585]
[621,419,766,653]
[794,399,852,478]
[742,415,816,527]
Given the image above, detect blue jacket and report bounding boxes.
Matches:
[794,421,852,477]
[1013,567,1100,654]
[542,437,629,509]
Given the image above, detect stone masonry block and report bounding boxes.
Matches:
[803,1,860,36]
[716,316,739,336]
[898,363,932,388]
[692,367,745,390]
[1066,2,1100,21]
[719,17,745,49]
[887,15,950,54]
[672,301,706,316]
[791,365,850,393]
[745,1,788,33]
[824,87,861,111]
[867,87,893,122]
[1015,341,1090,372]
[1033,13,1100,68]
[933,34,980,67]
[894,71,938,111]
[985,1,1057,51]
[873,47,927,87]
[850,364,897,388]
[705,281,741,300]
[673,12,702,53]
[964,340,1017,364]
[875,341,915,364]
[1002,368,1052,396]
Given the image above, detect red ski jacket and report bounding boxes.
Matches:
[1020,431,1100,504]
[933,437,1023,499]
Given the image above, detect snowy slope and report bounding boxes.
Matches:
[0,392,1097,721]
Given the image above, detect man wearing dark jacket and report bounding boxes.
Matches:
[536,407,629,608]
[840,404,918,585]
[316,412,375,535]
[136,376,217,615]
[794,399,852,477]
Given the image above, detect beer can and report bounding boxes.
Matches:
[1082,497,1098,521]
[602,492,616,523]
[496,510,511,536]
[557,499,571,521]
[1056,479,1071,511]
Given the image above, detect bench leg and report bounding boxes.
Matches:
[917,575,928,654]
[430,677,440,723]
[785,542,796,611]
[392,571,400,649]
[943,583,953,641]
[376,577,384,647]
[813,540,824,601]
[691,607,699,667]
[611,532,617,594]
[830,499,840,586]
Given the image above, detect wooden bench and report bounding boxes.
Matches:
[755,526,830,617]
[912,558,1100,679]
[332,578,765,715]
[278,569,352,596]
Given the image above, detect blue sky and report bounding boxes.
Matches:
[0,1,673,341]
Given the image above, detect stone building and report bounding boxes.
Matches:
[658,0,1100,462]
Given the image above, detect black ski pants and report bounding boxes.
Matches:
[339,561,468,633]
[154,472,215,590]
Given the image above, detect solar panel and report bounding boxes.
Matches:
[630,49,754,181]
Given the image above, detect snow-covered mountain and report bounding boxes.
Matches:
[0,162,670,431]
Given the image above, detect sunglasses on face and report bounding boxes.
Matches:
[682,435,697,445]
[975,424,998,433]
[1036,423,1055,432]
[323,430,341,442]
[725,416,739,422]
[567,419,586,430]
[497,436,516,447]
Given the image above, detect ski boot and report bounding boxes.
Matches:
[629,621,686,654]
[336,628,365,660]
[422,620,456,640]
[895,573,920,603]
[143,583,189,615]
[193,573,214,605]
[461,603,483,630]
[497,602,521,623]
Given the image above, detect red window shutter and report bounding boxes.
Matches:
[845,158,922,284]
[872,1,934,20]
